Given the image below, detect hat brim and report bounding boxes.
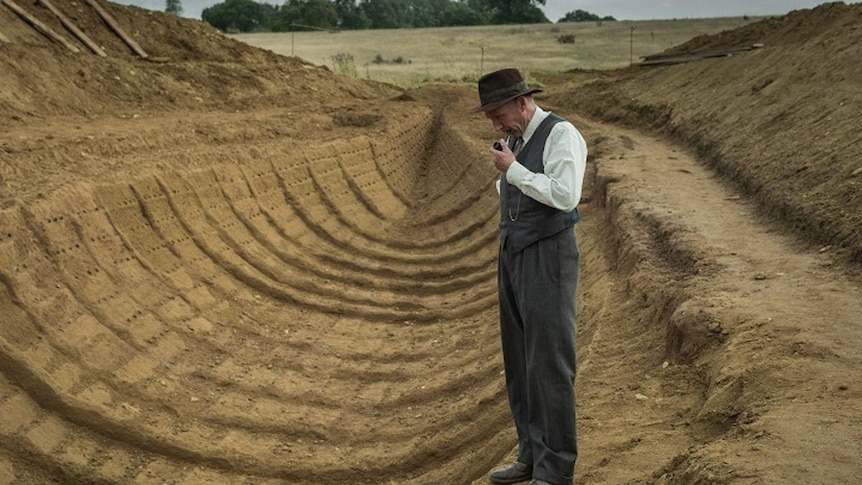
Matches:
[469,87,543,113]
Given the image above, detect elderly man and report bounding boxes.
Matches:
[471,68,587,485]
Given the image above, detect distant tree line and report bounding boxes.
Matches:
[201,0,615,33]
[559,9,616,23]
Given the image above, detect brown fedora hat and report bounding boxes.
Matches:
[470,68,543,113]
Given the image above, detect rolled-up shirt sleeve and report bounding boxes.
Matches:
[505,120,586,212]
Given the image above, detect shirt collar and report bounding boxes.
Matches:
[522,106,548,144]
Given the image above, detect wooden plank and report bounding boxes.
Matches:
[84,0,148,59]
[639,44,763,66]
[0,0,80,52]
[0,29,10,43]
[641,47,740,62]
[38,0,107,56]
[639,53,731,66]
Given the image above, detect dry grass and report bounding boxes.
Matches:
[231,18,761,88]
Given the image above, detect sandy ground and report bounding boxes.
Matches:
[1,1,860,484]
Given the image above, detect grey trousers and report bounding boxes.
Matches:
[498,227,579,485]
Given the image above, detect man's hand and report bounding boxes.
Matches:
[490,139,516,172]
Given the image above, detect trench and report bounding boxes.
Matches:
[0,95,724,484]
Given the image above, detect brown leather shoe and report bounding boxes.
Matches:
[489,461,532,484]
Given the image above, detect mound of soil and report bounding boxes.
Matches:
[550,1,862,262]
[0,1,859,484]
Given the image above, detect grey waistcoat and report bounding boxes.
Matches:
[499,112,579,253]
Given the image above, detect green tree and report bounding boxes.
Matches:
[485,0,548,24]
[303,0,339,28]
[558,9,616,22]
[277,0,338,30]
[360,0,410,29]
[332,0,371,29]
[198,0,517,31]
[440,0,486,26]
[165,0,183,15]
[202,0,267,32]
[407,0,447,27]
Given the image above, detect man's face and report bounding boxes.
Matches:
[485,96,527,138]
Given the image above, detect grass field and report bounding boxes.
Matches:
[231,17,761,88]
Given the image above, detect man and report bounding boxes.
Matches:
[471,68,587,485]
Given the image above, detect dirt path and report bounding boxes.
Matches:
[563,115,862,484]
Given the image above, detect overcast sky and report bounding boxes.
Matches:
[113,0,847,22]
[542,0,851,21]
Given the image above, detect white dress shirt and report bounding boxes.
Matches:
[498,107,587,212]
